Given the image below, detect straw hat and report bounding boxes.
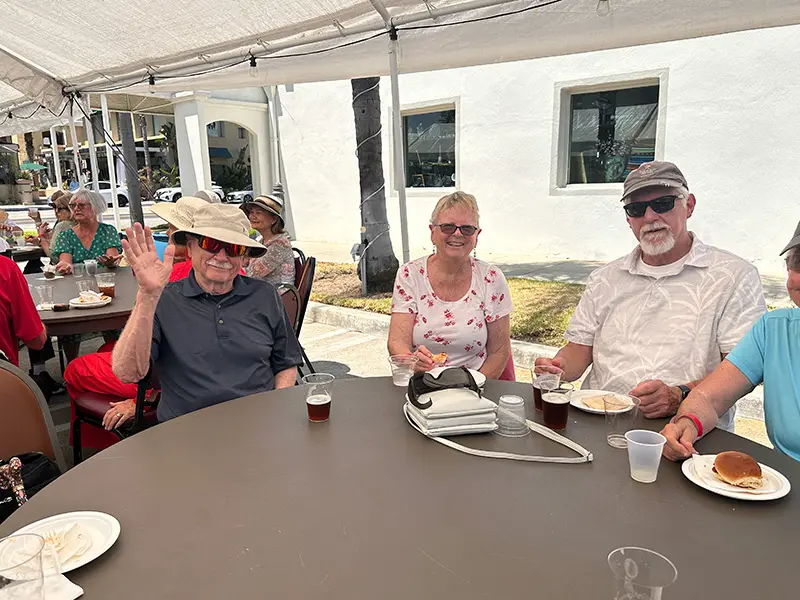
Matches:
[240,194,284,229]
[150,196,210,231]
[172,204,266,258]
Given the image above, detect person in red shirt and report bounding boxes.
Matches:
[0,255,48,366]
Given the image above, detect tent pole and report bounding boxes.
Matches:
[67,103,84,189]
[388,28,410,264]
[100,94,122,231]
[83,96,101,195]
[49,127,62,190]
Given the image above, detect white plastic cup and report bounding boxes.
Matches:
[625,430,667,483]
[388,355,419,387]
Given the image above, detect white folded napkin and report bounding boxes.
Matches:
[43,574,84,599]
[406,404,497,430]
[36,303,54,311]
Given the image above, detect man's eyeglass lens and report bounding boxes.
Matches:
[438,224,477,236]
[195,235,248,257]
[623,196,678,218]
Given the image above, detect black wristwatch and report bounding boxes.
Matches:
[677,384,691,401]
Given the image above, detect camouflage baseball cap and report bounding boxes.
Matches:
[621,161,688,203]
[780,220,800,255]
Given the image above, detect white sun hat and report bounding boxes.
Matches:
[172,204,266,258]
[150,196,210,231]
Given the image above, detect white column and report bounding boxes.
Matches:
[67,107,84,188]
[389,33,410,263]
[49,127,62,190]
[83,96,100,194]
[100,94,121,230]
[174,98,211,196]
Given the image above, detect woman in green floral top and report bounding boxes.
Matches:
[240,194,295,287]
[53,190,122,274]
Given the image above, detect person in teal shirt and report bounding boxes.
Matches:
[661,220,800,462]
[53,189,122,273]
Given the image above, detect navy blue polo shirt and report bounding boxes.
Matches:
[151,271,303,421]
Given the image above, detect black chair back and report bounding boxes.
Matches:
[277,284,302,332]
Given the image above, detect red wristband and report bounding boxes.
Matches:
[676,414,703,438]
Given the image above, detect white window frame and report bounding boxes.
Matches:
[550,69,669,196]
[390,97,460,197]
[207,121,225,138]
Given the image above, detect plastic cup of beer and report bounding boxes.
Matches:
[532,368,561,411]
[542,382,573,430]
[95,272,116,298]
[303,373,335,422]
[388,355,419,387]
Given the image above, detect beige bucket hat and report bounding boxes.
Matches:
[172,204,266,258]
[240,194,285,229]
[150,196,210,231]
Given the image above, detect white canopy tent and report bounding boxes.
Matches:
[2,0,799,257]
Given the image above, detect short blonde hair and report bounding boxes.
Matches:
[430,191,480,227]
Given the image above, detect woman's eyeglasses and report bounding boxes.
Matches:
[191,234,248,257]
[68,202,91,210]
[623,195,679,218]
[436,223,478,237]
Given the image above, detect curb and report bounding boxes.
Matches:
[305,301,560,367]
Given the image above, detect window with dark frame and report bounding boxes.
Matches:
[403,108,455,188]
[567,85,659,184]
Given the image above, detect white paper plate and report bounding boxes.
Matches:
[570,389,636,415]
[6,511,121,574]
[682,455,791,501]
[69,296,112,309]
[428,366,486,388]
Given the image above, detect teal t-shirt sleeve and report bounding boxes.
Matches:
[726,315,766,387]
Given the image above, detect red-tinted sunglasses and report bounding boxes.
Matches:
[191,234,249,257]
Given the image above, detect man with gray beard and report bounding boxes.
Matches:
[535,162,765,430]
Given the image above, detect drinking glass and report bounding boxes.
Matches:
[84,259,98,276]
[625,430,667,483]
[605,396,641,448]
[532,369,561,411]
[76,279,97,294]
[34,285,53,306]
[72,263,85,278]
[303,373,334,422]
[388,355,418,387]
[608,546,677,599]
[40,257,51,268]
[542,382,574,430]
[95,272,116,298]
[0,533,45,599]
[495,394,529,437]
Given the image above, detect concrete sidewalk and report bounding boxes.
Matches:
[294,239,793,308]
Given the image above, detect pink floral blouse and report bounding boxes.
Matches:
[244,232,295,286]
[391,256,513,370]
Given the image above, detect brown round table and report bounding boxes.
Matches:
[24,266,138,336]
[1,378,797,598]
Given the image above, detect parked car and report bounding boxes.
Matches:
[154,183,225,203]
[226,184,253,204]
[94,181,129,207]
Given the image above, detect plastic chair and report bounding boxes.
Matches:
[0,361,67,472]
[71,369,160,465]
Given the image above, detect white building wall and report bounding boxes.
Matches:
[277,25,800,276]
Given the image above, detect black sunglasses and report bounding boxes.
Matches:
[623,195,679,218]
[436,223,478,237]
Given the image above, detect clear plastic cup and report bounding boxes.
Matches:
[608,546,677,599]
[72,262,85,278]
[495,394,529,437]
[84,259,98,276]
[35,285,53,306]
[303,373,335,422]
[0,533,45,597]
[388,355,419,387]
[95,272,116,298]
[542,382,573,430]
[625,430,667,483]
[532,371,561,411]
[605,395,641,448]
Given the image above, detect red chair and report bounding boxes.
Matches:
[277,283,301,332]
[294,255,317,375]
[71,371,160,464]
[292,247,306,289]
[499,354,516,382]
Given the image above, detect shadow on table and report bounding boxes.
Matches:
[309,360,358,380]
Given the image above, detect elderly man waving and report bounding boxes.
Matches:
[536,161,765,430]
[112,204,302,422]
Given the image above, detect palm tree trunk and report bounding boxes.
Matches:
[119,112,143,225]
[351,77,399,293]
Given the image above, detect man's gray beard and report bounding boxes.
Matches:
[639,229,676,255]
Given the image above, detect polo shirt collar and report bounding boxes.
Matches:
[180,271,253,297]
[619,233,711,276]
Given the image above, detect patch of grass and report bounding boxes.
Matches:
[310,262,584,346]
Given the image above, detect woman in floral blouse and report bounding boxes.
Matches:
[388,191,513,379]
[240,194,295,287]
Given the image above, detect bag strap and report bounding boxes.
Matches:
[404,403,593,464]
